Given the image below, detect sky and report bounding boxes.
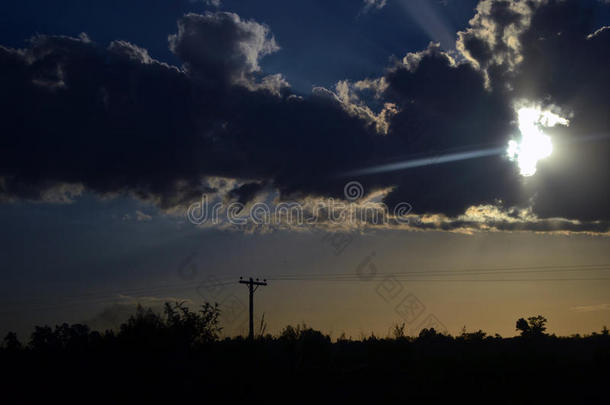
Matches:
[1,0,609,339]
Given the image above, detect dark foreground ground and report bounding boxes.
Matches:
[1,305,608,403]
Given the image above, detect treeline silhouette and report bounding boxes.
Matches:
[2,302,609,403]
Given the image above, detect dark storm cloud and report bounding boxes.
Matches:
[168,12,280,86]
[511,0,610,221]
[0,13,379,209]
[456,0,610,222]
[0,3,609,233]
[0,33,207,208]
[378,42,522,217]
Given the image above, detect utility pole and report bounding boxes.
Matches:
[239,277,267,340]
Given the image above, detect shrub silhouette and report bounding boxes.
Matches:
[279,324,332,370]
[164,301,221,346]
[459,327,487,341]
[392,323,406,339]
[118,301,221,349]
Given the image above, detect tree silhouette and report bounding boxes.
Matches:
[2,332,21,351]
[516,318,529,335]
[29,325,59,351]
[2,306,610,402]
[516,315,548,337]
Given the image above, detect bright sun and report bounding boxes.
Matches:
[506,105,569,177]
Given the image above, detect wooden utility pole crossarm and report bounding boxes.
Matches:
[239,277,267,340]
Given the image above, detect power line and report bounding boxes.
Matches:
[263,277,610,283]
[264,263,610,280]
[2,263,609,314]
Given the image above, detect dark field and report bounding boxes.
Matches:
[2,303,608,403]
